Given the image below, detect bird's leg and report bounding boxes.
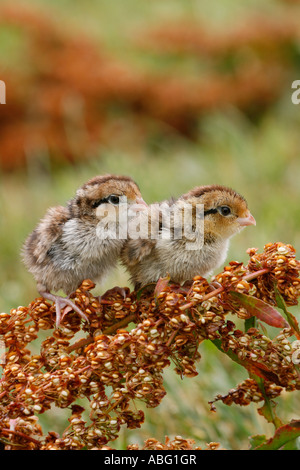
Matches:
[39,291,89,327]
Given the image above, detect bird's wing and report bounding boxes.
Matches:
[121,199,175,267]
[22,206,70,266]
[121,237,156,267]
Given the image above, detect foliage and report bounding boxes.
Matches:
[1,3,300,170]
[0,242,299,449]
[1,0,300,451]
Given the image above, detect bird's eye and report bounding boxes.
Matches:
[219,205,231,216]
[108,195,120,205]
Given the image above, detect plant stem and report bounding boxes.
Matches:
[180,268,270,311]
[0,428,41,445]
[103,314,137,335]
[67,314,137,353]
[243,268,270,282]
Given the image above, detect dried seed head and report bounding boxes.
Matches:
[0,243,299,449]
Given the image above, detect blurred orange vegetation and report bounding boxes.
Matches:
[1,4,300,170]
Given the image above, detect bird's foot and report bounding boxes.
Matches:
[39,291,89,327]
[98,286,130,303]
[210,281,223,290]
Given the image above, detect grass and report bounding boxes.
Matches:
[0,0,300,450]
[1,108,299,312]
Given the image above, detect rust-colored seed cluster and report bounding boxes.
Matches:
[127,436,219,450]
[209,378,283,409]
[0,242,299,449]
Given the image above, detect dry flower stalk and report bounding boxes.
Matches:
[0,242,299,449]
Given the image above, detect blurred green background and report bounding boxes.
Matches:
[0,0,300,450]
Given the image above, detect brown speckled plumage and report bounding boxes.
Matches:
[22,174,146,325]
[121,185,255,290]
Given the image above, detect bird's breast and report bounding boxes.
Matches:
[156,238,229,282]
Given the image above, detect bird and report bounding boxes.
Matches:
[120,184,256,290]
[22,174,147,326]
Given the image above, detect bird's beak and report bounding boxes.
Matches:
[127,198,148,218]
[237,212,256,227]
[134,197,148,211]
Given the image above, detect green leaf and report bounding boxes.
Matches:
[255,378,282,429]
[282,439,300,450]
[274,285,300,339]
[135,283,155,301]
[245,315,257,332]
[252,420,300,450]
[210,338,243,366]
[258,399,283,429]
[210,339,282,385]
[154,275,170,301]
[229,291,288,329]
[249,434,267,449]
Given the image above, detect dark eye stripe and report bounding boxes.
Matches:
[91,197,109,209]
[91,195,122,208]
[204,208,218,216]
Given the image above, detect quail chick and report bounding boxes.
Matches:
[23,174,147,325]
[121,184,256,290]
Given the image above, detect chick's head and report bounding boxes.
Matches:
[182,185,256,241]
[70,174,147,222]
